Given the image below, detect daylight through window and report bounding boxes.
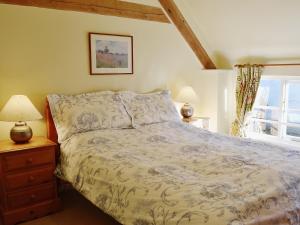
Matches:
[247,77,300,143]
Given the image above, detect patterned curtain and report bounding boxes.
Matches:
[231,64,263,137]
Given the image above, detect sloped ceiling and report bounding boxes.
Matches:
[176,0,300,68]
[126,0,300,69]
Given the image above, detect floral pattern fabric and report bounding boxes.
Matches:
[58,121,300,225]
[119,90,180,128]
[47,91,132,143]
[231,65,263,137]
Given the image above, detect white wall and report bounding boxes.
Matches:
[217,70,236,134]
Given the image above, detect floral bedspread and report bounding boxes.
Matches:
[58,122,300,225]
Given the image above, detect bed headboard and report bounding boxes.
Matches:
[45,100,58,143]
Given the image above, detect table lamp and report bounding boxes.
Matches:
[0,95,42,143]
[176,86,198,119]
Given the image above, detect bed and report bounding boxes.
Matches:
[45,91,300,225]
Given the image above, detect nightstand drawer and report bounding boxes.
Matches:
[2,147,54,172]
[5,167,55,191]
[2,199,61,225]
[7,183,55,209]
[0,137,60,225]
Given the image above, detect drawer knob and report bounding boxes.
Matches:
[28,176,35,182]
[29,210,35,215]
[26,158,33,164]
[30,194,36,200]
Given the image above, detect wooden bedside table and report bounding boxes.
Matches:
[0,136,61,225]
[182,117,210,130]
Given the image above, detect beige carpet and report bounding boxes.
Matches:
[19,190,121,225]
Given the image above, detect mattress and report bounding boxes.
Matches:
[58,121,300,225]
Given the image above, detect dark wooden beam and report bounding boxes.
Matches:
[159,0,216,69]
[0,0,170,23]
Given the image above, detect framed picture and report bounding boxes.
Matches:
[89,32,133,75]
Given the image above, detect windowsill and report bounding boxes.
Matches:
[247,132,300,150]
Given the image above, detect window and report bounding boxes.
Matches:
[246,77,300,143]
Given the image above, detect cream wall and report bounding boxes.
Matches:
[175,0,300,68]
[0,4,228,140]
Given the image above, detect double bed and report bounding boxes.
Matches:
[45,90,300,225]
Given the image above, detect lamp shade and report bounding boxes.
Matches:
[0,95,42,122]
[176,86,198,104]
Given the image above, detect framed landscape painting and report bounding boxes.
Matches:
[89,33,133,75]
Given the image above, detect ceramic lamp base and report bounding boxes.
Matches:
[10,121,33,143]
[180,103,194,118]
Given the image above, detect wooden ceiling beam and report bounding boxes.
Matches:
[0,0,170,23]
[159,0,216,69]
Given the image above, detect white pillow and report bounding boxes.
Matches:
[120,90,180,127]
[47,91,132,143]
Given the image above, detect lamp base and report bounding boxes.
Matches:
[180,103,194,118]
[10,121,33,143]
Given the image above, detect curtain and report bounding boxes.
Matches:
[231,64,263,137]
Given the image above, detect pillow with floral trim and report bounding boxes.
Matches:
[47,91,132,143]
[120,90,180,127]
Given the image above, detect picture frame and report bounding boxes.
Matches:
[89,32,133,75]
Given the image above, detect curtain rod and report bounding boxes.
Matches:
[234,63,300,67]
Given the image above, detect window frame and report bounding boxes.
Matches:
[284,79,300,142]
[247,75,300,144]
